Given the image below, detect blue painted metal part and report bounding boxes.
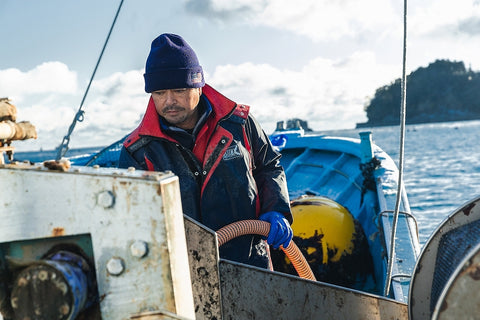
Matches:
[359,131,373,164]
[44,259,88,320]
[48,251,89,319]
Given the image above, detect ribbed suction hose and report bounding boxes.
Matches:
[216,220,316,281]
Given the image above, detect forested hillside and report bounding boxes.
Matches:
[357,60,480,127]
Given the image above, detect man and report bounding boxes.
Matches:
[119,33,292,269]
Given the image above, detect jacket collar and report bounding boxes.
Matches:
[136,84,236,139]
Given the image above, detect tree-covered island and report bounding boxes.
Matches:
[357,59,480,128]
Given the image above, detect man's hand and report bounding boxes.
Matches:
[259,211,293,249]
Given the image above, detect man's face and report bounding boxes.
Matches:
[152,87,202,130]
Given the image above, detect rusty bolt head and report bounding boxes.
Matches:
[59,303,70,316]
[97,190,115,208]
[130,240,148,258]
[37,270,48,281]
[106,257,125,276]
[11,297,18,309]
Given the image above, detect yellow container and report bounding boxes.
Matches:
[290,196,356,264]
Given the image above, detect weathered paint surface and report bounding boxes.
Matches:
[219,261,408,320]
[184,214,409,320]
[184,217,222,320]
[0,163,194,319]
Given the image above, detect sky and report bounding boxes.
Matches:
[1,0,479,152]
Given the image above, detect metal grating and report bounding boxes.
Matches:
[430,219,480,312]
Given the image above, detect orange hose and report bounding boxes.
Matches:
[216,220,316,281]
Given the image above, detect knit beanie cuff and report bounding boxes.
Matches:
[144,66,204,93]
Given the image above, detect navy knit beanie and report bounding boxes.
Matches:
[144,33,205,93]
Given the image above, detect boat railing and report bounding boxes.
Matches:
[376,171,421,302]
[380,210,419,237]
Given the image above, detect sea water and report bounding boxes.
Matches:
[325,119,480,246]
[12,119,480,247]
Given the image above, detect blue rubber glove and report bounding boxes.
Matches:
[259,211,293,249]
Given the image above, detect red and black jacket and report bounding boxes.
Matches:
[119,84,292,268]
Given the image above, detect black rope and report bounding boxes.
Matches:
[359,156,381,205]
[56,0,125,160]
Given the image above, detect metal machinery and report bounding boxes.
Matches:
[0,163,194,319]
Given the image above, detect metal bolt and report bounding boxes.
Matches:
[106,257,125,276]
[197,267,208,277]
[97,190,115,208]
[11,297,18,309]
[130,240,148,258]
[16,276,28,287]
[38,270,48,281]
[59,303,70,316]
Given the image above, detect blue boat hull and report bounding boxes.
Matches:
[270,129,421,302]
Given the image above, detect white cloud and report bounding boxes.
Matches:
[2,65,148,152]
[187,0,398,41]
[410,0,480,37]
[0,62,78,102]
[259,0,397,41]
[208,0,266,12]
[186,0,480,72]
[0,62,79,151]
[209,51,399,132]
[57,69,149,150]
[190,0,480,42]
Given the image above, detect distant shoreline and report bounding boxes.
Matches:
[356,115,480,129]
